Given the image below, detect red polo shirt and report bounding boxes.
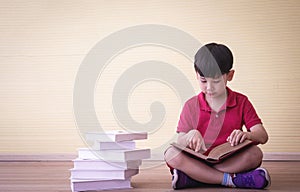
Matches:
[177,87,262,153]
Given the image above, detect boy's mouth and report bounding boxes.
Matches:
[206,93,216,98]
[206,92,215,96]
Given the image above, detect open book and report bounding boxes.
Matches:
[171,140,254,164]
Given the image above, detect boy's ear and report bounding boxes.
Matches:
[196,71,201,80]
[227,70,235,81]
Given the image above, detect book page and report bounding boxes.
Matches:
[207,140,253,160]
[170,142,208,160]
[171,140,254,163]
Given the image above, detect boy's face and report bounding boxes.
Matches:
[196,70,234,99]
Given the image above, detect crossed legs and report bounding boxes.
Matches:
[164,145,263,185]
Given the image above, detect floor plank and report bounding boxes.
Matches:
[0,161,299,191]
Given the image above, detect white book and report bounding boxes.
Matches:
[77,148,151,161]
[93,140,136,150]
[70,168,139,180]
[71,178,131,192]
[85,130,147,142]
[72,158,142,170]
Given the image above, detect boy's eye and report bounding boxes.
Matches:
[213,80,221,83]
[200,80,207,83]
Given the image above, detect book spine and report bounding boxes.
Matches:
[71,179,132,192]
[73,159,142,170]
[93,141,136,150]
[70,169,138,180]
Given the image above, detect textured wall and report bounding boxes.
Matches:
[0,0,299,153]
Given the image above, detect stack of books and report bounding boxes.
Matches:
[70,130,150,192]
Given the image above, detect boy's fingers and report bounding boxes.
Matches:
[237,132,246,144]
[233,133,240,145]
[192,139,199,152]
[189,139,197,150]
[234,133,241,145]
[195,141,200,152]
[196,140,207,152]
[240,134,247,143]
[229,130,246,146]
[229,131,236,143]
[231,131,246,146]
[201,143,207,151]
[200,139,207,151]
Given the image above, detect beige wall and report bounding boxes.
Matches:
[0,0,299,154]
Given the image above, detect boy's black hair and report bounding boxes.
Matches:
[194,43,233,78]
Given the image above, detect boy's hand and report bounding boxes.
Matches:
[186,130,207,152]
[227,129,250,146]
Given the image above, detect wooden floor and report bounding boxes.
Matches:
[0,161,299,192]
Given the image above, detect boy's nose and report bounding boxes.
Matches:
[206,82,213,91]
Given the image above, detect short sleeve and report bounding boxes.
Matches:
[177,96,199,133]
[243,98,262,130]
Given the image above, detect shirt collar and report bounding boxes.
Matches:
[198,87,237,112]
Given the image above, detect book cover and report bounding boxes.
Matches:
[72,158,142,170]
[171,140,254,164]
[77,148,151,161]
[85,130,148,142]
[92,140,136,150]
[70,178,131,192]
[70,168,139,180]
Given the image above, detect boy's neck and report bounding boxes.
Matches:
[205,90,228,112]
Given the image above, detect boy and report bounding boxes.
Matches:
[164,43,271,189]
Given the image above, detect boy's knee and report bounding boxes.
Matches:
[164,146,184,168]
[250,146,263,160]
[246,145,263,167]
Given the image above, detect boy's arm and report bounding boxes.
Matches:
[248,124,269,144]
[177,129,207,152]
[227,124,268,146]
